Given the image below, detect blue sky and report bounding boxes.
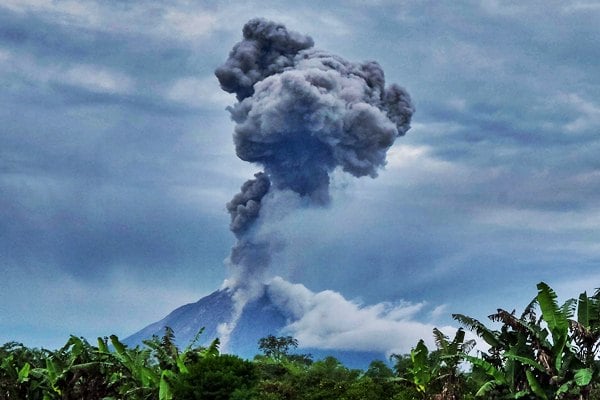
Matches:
[1,0,599,352]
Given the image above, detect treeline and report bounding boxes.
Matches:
[1,282,599,399]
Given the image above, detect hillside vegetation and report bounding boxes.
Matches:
[1,282,599,399]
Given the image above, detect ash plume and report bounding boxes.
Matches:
[215,18,414,347]
[226,172,271,237]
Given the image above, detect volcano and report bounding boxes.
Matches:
[123,280,386,369]
[127,19,417,369]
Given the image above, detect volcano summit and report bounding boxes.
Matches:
[125,18,420,367]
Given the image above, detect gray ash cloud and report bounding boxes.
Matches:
[217,18,414,289]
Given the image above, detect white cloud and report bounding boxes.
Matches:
[0,47,11,63]
[163,10,217,40]
[1,0,218,43]
[1,0,104,28]
[560,93,600,134]
[479,0,532,17]
[63,64,134,94]
[385,143,458,175]
[476,207,600,233]
[430,304,449,320]
[266,277,458,356]
[0,49,135,96]
[166,76,235,109]
[562,2,600,12]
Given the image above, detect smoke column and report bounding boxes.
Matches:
[215,18,414,346]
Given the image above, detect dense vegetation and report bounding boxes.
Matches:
[1,282,599,399]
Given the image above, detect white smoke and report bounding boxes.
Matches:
[266,277,462,357]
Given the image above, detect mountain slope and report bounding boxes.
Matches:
[123,286,290,359]
[123,283,386,368]
[123,289,233,349]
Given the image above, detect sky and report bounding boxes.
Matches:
[1,0,599,353]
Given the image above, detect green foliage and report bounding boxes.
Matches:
[0,342,47,400]
[456,281,600,400]
[171,354,257,399]
[2,281,599,400]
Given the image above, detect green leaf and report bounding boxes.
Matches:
[525,369,548,400]
[410,340,429,375]
[577,292,591,327]
[574,368,593,386]
[432,328,448,352]
[474,380,497,397]
[537,282,569,337]
[184,327,206,352]
[109,335,126,356]
[159,370,174,400]
[45,358,58,381]
[505,354,545,372]
[463,355,506,384]
[557,382,572,395]
[97,337,109,353]
[17,362,30,383]
[449,328,466,356]
[175,355,188,374]
[201,338,220,358]
[109,335,133,366]
[452,313,501,348]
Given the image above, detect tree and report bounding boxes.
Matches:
[171,354,257,400]
[298,356,361,400]
[258,335,299,361]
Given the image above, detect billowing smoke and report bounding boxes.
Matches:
[215,18,414,347]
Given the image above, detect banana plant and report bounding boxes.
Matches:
[563,289,600,399]
[405,339,434,397]
[105,326,221,399]
[106,334,161,399]
[569,290,600,366]
[433,327,476,399]
[453,310,536,398]
[456,282,600,400]
[0,350,39,399]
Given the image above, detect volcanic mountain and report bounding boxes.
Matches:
[123,279,385,369]
[125,19,417,370]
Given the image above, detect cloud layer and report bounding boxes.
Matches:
[1,1,599,350]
